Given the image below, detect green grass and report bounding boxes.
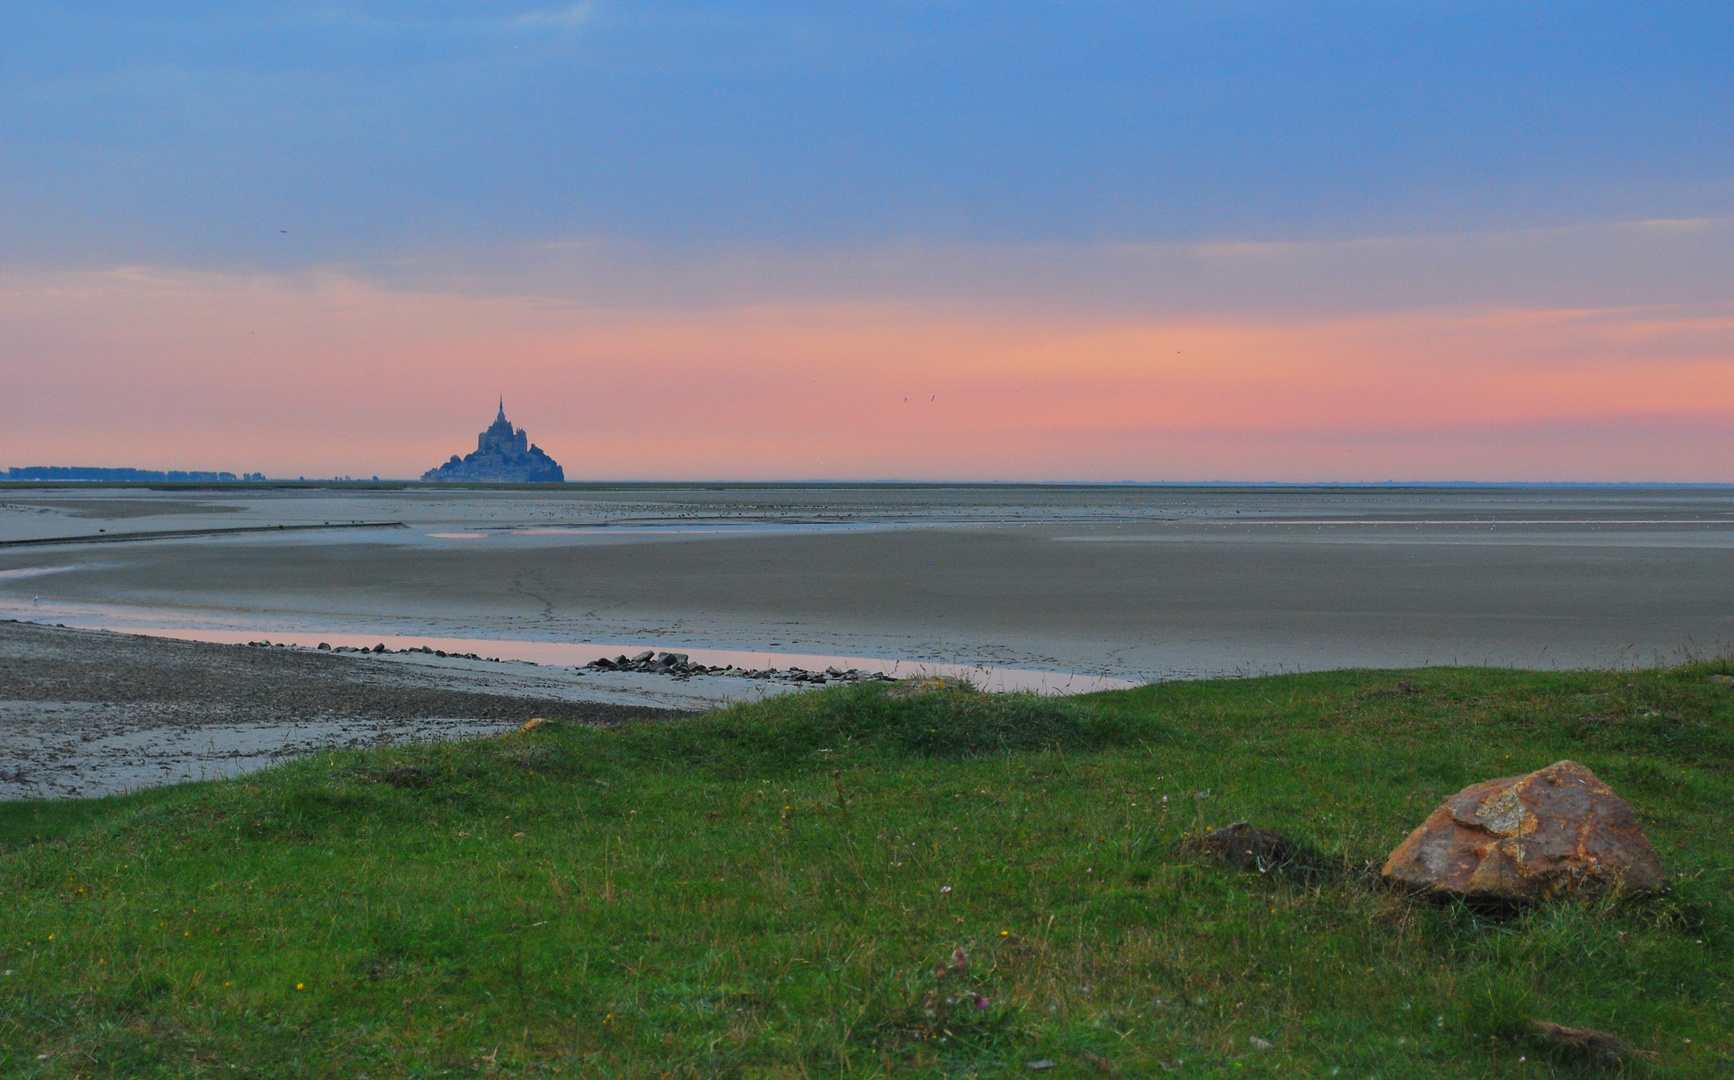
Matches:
[3,666,1732,1078]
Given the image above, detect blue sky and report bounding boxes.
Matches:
[5,1,1730,271]
[2,2,1732,482]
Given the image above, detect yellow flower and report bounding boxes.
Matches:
[296,983,304,990]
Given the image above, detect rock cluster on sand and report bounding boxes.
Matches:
[1382,760,1666,901]
[585,651,895,684]
[253,640,510,662]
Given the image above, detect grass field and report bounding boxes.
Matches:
[2,666,1731,1078]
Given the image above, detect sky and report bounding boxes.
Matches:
[2,1,1731,481]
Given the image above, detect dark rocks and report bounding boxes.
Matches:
[335,644,490,661]
[1184,821,1294,870]
[582,652,896,684]
[1382,760,1666,901]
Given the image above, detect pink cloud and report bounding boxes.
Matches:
[2,268,1730,480]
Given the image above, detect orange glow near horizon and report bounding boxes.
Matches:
[3,267,1731,481]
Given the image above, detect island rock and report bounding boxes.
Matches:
[422,400,565,483]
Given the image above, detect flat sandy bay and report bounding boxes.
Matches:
[5,483,1732,679]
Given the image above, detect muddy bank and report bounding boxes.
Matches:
[0,621,691,800]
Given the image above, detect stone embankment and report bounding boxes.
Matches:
[586,650,896,684]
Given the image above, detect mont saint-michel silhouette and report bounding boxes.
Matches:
[422,400,565,483]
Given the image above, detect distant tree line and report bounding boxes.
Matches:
[4,467,267,482]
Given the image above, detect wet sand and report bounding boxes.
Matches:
[3,484,1733,679]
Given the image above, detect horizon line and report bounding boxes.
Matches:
[5,475,1734,490]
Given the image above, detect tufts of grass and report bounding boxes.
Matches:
[2,667,1731,1077]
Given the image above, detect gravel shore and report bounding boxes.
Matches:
[0,620,691,800]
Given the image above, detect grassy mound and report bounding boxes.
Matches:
[2,669,1731,1077]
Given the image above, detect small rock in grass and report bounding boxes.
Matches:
[1382,760,1665,901]
[1026,1062,1054,1072]
[888,676,951,699]
[1532,1020,1649,1066]
[1184,821,1293,870]
[1370,681,1424,697]
[1248,1036,1273,1050]
[1708,674,1734,687]
[379,766,428,789]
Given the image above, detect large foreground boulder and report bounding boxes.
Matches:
[1382,760,1665,901]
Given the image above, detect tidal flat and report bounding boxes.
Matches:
[4,483,1733,796]
[4,482,1733,684]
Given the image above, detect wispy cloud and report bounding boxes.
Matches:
[508,4,594,32]
[366,217,1734,322]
